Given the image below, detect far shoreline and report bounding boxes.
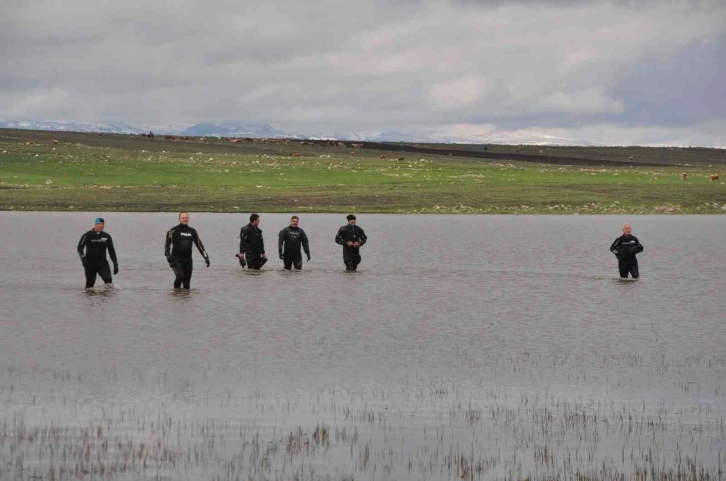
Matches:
[2,129,724,215]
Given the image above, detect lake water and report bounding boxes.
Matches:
[1,213,725,481]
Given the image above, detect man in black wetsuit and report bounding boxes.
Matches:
[609,223,644,279]
[239,213,267,270]
[335,214,367,271]
[164,212,210,289]
[77,217,119,289]
[278,215,311,270]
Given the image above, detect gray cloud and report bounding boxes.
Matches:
[614,35,726,127]
[1,0,724,145]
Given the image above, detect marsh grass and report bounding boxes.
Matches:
[4,395,722,480]
[2,352,724,481]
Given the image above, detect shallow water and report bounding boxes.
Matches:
[1,213,725,480]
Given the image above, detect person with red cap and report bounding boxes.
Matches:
[335,214,367,271]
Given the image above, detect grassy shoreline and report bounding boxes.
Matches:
[1,129,724,214]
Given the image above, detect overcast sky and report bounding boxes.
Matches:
[1,0,724,146]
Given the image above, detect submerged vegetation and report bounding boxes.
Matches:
[2,349,724,480]
[0,129,724,214]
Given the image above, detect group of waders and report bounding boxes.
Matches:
[77,213,368,289]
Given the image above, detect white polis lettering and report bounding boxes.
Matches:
[180,232,192,237]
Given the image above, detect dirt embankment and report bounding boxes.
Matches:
[358,143,677,167]
[4,128,723,168]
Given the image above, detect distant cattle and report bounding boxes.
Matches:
[709,174,719,181]
[51,139,58,145]
[397,156,405,161]
[350,151,356,156]
[351,143,363,149]
[628,156,634,161]
[230,139,241,144]
[293,152,303,157]
[379,155,387,159]
[337,142,346,147]
[681,172,687,181]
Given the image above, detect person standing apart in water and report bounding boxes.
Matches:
[609,223,644,279]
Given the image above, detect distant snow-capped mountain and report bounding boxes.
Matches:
[0,119,595,146]
[180,122,292,138]
[435,131,594,146]
[0,119,142,134]
[0,120,288,138]
[139,123,195,135]
[338,130,593,146]
[331,129,593,146]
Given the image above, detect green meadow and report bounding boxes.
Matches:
[1,129,724,214]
